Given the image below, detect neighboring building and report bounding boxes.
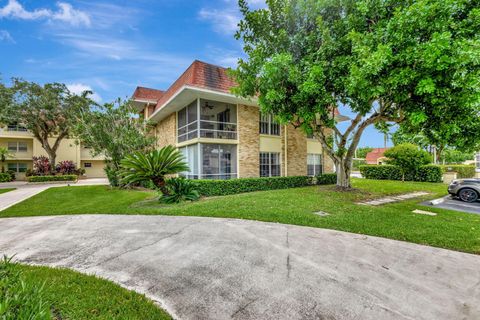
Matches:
[476,152,480,172]
[132,60,338,179]
[0,125,105,180]
[365,148,389,165]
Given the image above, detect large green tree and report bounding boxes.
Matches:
[70,99,155,186]
[232,0,480,188]
[0,80,93,167]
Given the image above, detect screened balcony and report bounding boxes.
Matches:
[177,99,237,143]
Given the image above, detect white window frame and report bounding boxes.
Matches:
[260,152,281,177]
[7,141,28,153]
[7,163,27,173]
[307,153,323,176]
[259,114,280,136]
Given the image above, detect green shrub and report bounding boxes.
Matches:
[384,144,431,180]
[360,165,403,180]
[414,165,443,183]
[191,176,314,197]
[359,165,442,183]
[352,159,366,171]
[0,172,13,183]
[441,165,476,179]
[161,177,200,204]
[27,175,78,183]
[316,173,337,185]
[0,256,52,319]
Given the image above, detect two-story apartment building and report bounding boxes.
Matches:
[132,60,338,179]
[0,125,105,180]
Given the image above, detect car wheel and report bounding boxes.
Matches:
[458,188,479,203]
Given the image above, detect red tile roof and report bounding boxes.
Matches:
[153,60,236,113]
[365,148,389,164]
[132,86,165,101]
[134,60,342,119]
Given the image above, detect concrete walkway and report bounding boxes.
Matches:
[0,215,478,320]
[0,178,108,211]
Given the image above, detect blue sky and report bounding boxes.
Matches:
[0,0,389,147]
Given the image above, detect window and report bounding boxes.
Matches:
[177,100,198,143]
[84,163,92,168]
[178,99,237,142]
[7,141,28,152]
[259,114,280,136]
[7,124,27,132]
[307,154,323,176]
[260,152,281,177]
[8,163,27,173]
[179,143,237,179]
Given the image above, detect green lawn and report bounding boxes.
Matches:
[1,259,171,319]
[0,188,15,194]
[2,179,480,254]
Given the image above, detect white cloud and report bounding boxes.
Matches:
[0,0,90,27]
[0,30,14,43]
[67,83,102,102]
[199,0,266,35]
[198,8,239,35]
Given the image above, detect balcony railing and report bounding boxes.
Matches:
[7,125,28,132]
[178,120,237,143]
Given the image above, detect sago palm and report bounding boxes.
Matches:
[120,145,189,194]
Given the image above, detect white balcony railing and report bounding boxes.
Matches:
[178,120,237,143]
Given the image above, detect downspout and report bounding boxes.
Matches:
[284,125,288,177]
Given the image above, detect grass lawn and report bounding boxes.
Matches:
[0,188,15,194]
[2,259,171,319]
[2,178,480,254]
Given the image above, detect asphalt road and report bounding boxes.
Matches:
[0,215,479,320]
[423,196,480,215]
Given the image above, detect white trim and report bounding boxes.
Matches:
[149,85,258,122]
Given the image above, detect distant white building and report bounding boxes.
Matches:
[476,152,480,172]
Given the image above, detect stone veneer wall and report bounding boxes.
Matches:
[155,113,176,148]
[238,104,260,178]
[322,128,335,173]
[284,125,308,176]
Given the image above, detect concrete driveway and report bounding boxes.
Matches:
[0,215,478,320]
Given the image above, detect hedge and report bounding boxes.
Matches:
[441,165,476,179]
[316,173,337,185]
[359,165,442,183]
[191,176,315,196]
[27,175,78,183]
[0,173,12,183]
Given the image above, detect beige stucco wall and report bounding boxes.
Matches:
[155,113,176,148]
[238,104,260,178]
[32,138,81,164]
[81,160,106,178]
[259,135,282,153]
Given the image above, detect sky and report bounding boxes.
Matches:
[0,0,390,147]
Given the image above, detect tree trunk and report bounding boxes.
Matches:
[336,159,352,189]
[152,177,169,195]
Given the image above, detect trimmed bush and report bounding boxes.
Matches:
[161,177,200,203]
[360,165,402,180]
[359,165,442,183]
[191,176,314,197]
[316,173,337,185]
[27,175,78,183]
[0,172,13,182]
[415,165,443,183]
[441,165,476,179]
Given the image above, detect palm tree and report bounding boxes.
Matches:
[0,147,13,173]
[120,145,189,194]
